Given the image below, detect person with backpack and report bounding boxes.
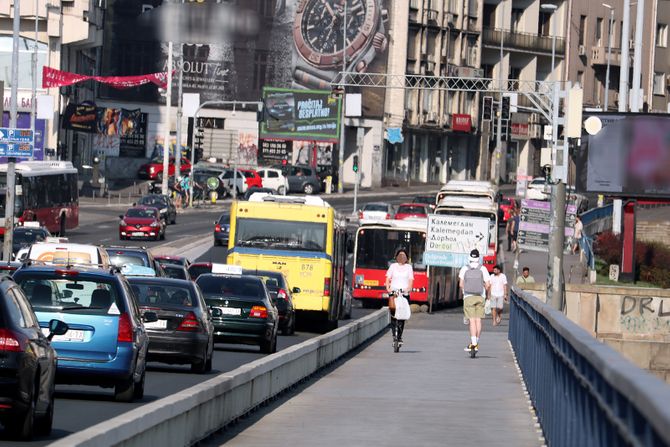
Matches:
[458,249,491,352]
[385,248,414,347]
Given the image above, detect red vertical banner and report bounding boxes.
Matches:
[620,201,637,282]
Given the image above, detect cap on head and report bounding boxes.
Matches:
[468,249,480,263]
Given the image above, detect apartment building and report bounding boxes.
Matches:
[0,0,104,164]
[383,0,484,185]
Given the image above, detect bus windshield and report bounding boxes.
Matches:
[235,218,327,252]
[356,228,426,271]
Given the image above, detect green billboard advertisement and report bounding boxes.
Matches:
[260,87,341,143]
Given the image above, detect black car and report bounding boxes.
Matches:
[244,269,298,335]
[412,194,437,212]
[193,169,228,198]
[315,165,337,194]
[214,213,230,247]
[0,277,67,439]
[12,226,51,258]
[104,246,165,277]
[271,164,321,195]
[136,194,177,225]
[161,264,190,280]
[195,272,279,353]
[128,277,214,373]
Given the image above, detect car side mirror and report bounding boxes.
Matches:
[142,311,158,323]
[292,287,301,294]
[19,253,27,261]
[47,319,69,341]
[119,215,124,220]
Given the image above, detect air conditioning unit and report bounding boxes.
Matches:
[444,12,454,27]
[427,10,438,23]
[578,45,586,56]
[426,112,438,123]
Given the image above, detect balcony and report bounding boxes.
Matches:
[424,9,439,26]
[482,28,565,56]
[591,46,623,67]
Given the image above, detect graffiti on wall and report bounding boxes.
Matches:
[619,296,670,333]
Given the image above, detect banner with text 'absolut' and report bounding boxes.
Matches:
[424,215,490,267]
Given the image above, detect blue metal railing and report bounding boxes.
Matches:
[509,288,670,447]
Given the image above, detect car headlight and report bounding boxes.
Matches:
[160,208,167,213]
[150,221,160,227]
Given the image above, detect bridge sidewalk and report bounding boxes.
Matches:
[206,313,543,447]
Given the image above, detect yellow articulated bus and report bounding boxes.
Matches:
[226,194,347,330]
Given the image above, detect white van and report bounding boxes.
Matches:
[20,241,111,267]
[436,180,499,204]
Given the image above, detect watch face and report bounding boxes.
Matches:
[294,0,378,69]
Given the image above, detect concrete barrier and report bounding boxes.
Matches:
[49,309,389,447]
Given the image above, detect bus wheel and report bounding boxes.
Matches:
[59,215,66,236]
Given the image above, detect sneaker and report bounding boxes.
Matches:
[463,317,469,325]
[398,339,403,347]
[474,343,479,352]
[464,343,475,352]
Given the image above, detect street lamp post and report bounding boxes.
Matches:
[541,3,558,81]
[603,4,615,111]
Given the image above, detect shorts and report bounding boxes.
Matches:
[490,295,504,309]
[463,295,485,319]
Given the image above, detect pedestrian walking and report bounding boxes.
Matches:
[489,265,508,326]
[515,267,535,285]
[385,247,414,347]
[505,211,515,251]
[572,215,584,254]
[459,249,490,352]
[511,210,521,252]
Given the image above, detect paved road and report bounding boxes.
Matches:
[0,190,440,445]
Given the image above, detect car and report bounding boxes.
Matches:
[242,187,276,200]
[127,277,214,373]
[394,203,429,220]
[187,262,215,280]
[12,225,51,258]
[104,246,165,277]
[218,169,248,196]
[0,261,22,274]
[498,195,517,223]
[239,169,263,190]
[135,194,177,225]
[315,165,337,193]
[137,157,191,181]
[0,277,67,439]
[359,202,394,220]
[245,269,298,336]
[412,194,437,212]
[13,265,156,402]
[154,255,191,270]
[21,241,111,267]
[271,164,321,195]
[160,264,190,280]
[525,177,550,201]
[193,169,228,198]
[256,167,289,195]
[118,206,166,241]
[214,213,230,247]
[195,267,279,353]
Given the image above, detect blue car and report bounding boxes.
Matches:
[13,265,156,402]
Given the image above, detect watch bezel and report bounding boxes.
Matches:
[294,0,379,70]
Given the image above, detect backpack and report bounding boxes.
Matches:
[463,266,484,296]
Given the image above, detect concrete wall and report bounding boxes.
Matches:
[636,220,670,247]
[50,309,389,447]
[517,283,670,383]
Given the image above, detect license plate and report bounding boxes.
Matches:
[42,328,85,342]
[218,307,241,316]
[144,319,167,329]
[132,232,145,236]
[363,279,378,286]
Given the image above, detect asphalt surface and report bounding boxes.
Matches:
[0,189,439,445]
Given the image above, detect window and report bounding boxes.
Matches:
[653,72,666,96]
[656,23,668,47]
[511,8,523,33]
[577,70,584,88]
[539,12,551,37]
[579,15,587,46]
[0,36,48,89]
[596,17,604,46]
[267,170,279,178]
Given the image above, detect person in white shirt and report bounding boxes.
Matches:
[489,264,508,326]
[458,249,491,352]
[385,248,414,346]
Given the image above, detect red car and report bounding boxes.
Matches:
[394,203,429,220]
[499,195,517,223]
[119,206,166,241]
[239,169,263,189]
[137,157,192,180]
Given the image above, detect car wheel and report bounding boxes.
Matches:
[303,183,315,195]
[170,215,176,225]
[133,371,145,400]
[204,351,213,373]
[260,334,277,354]
[277,186,286,195]
[59,215,67,237]
[191,356,208,373]
[114,376,136,402]
[160,230,165,241]
[34,397,53,436]
[9,384,36,440]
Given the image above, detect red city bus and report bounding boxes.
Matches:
[0,161,79,236]
[352,219,438,309]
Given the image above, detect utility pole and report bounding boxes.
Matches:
[337,1,347,194]
[352,127,363,213]
[162,41,173,196]
[619,0,631,112]
[604,5,614,111]
[631,0,645,112]
[494,0,506,185]
[4,0,20,261]
[30,0,38,136]
[546,181,566,311]
[174,44,183,181]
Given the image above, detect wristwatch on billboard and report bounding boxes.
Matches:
[292,0,388,90]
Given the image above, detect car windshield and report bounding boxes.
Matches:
[397,205,425,214]
[156,258,184,266]
[108,254,147,267]
[188,265,211,280]
[129,281,194,307]
[16,276,123,314]
[126,208,157,218]
[356,228,427,271]
[162,265,188,280]
[241,171,254,178]
[364,204,389,212]
[13,229,48,244]
[235,218,326,252]
[197,276,265,300]
[138,196,167,207]
[413,196,433,205]
[218,214,230,224]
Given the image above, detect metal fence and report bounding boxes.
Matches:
[509,288,670,447]
[483,27,566,55]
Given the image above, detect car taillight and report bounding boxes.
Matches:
[177,312,200,332]
[277,289,288,300]
[249,306,268,318]
[324,277,331,297]
[215,224,221,232]
[0,329,23,352]
[55,269,79,277]
[358,211,363,219]
[117,313,133,342]
[148,166,155,173]
[385,213,391,219]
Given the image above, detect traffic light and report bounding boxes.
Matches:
[501,96,511,121]
[482,96,493,121]
[195,147,204,163]
[193,128,204,162]
[352,155,359,173]
[500,119,510,142]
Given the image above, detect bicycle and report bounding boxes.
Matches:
[389,289,409,353]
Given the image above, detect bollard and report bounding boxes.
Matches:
[210,191,218,204]
[133,182,136,195]
[92,190,96,200]
[118,193,121,204]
